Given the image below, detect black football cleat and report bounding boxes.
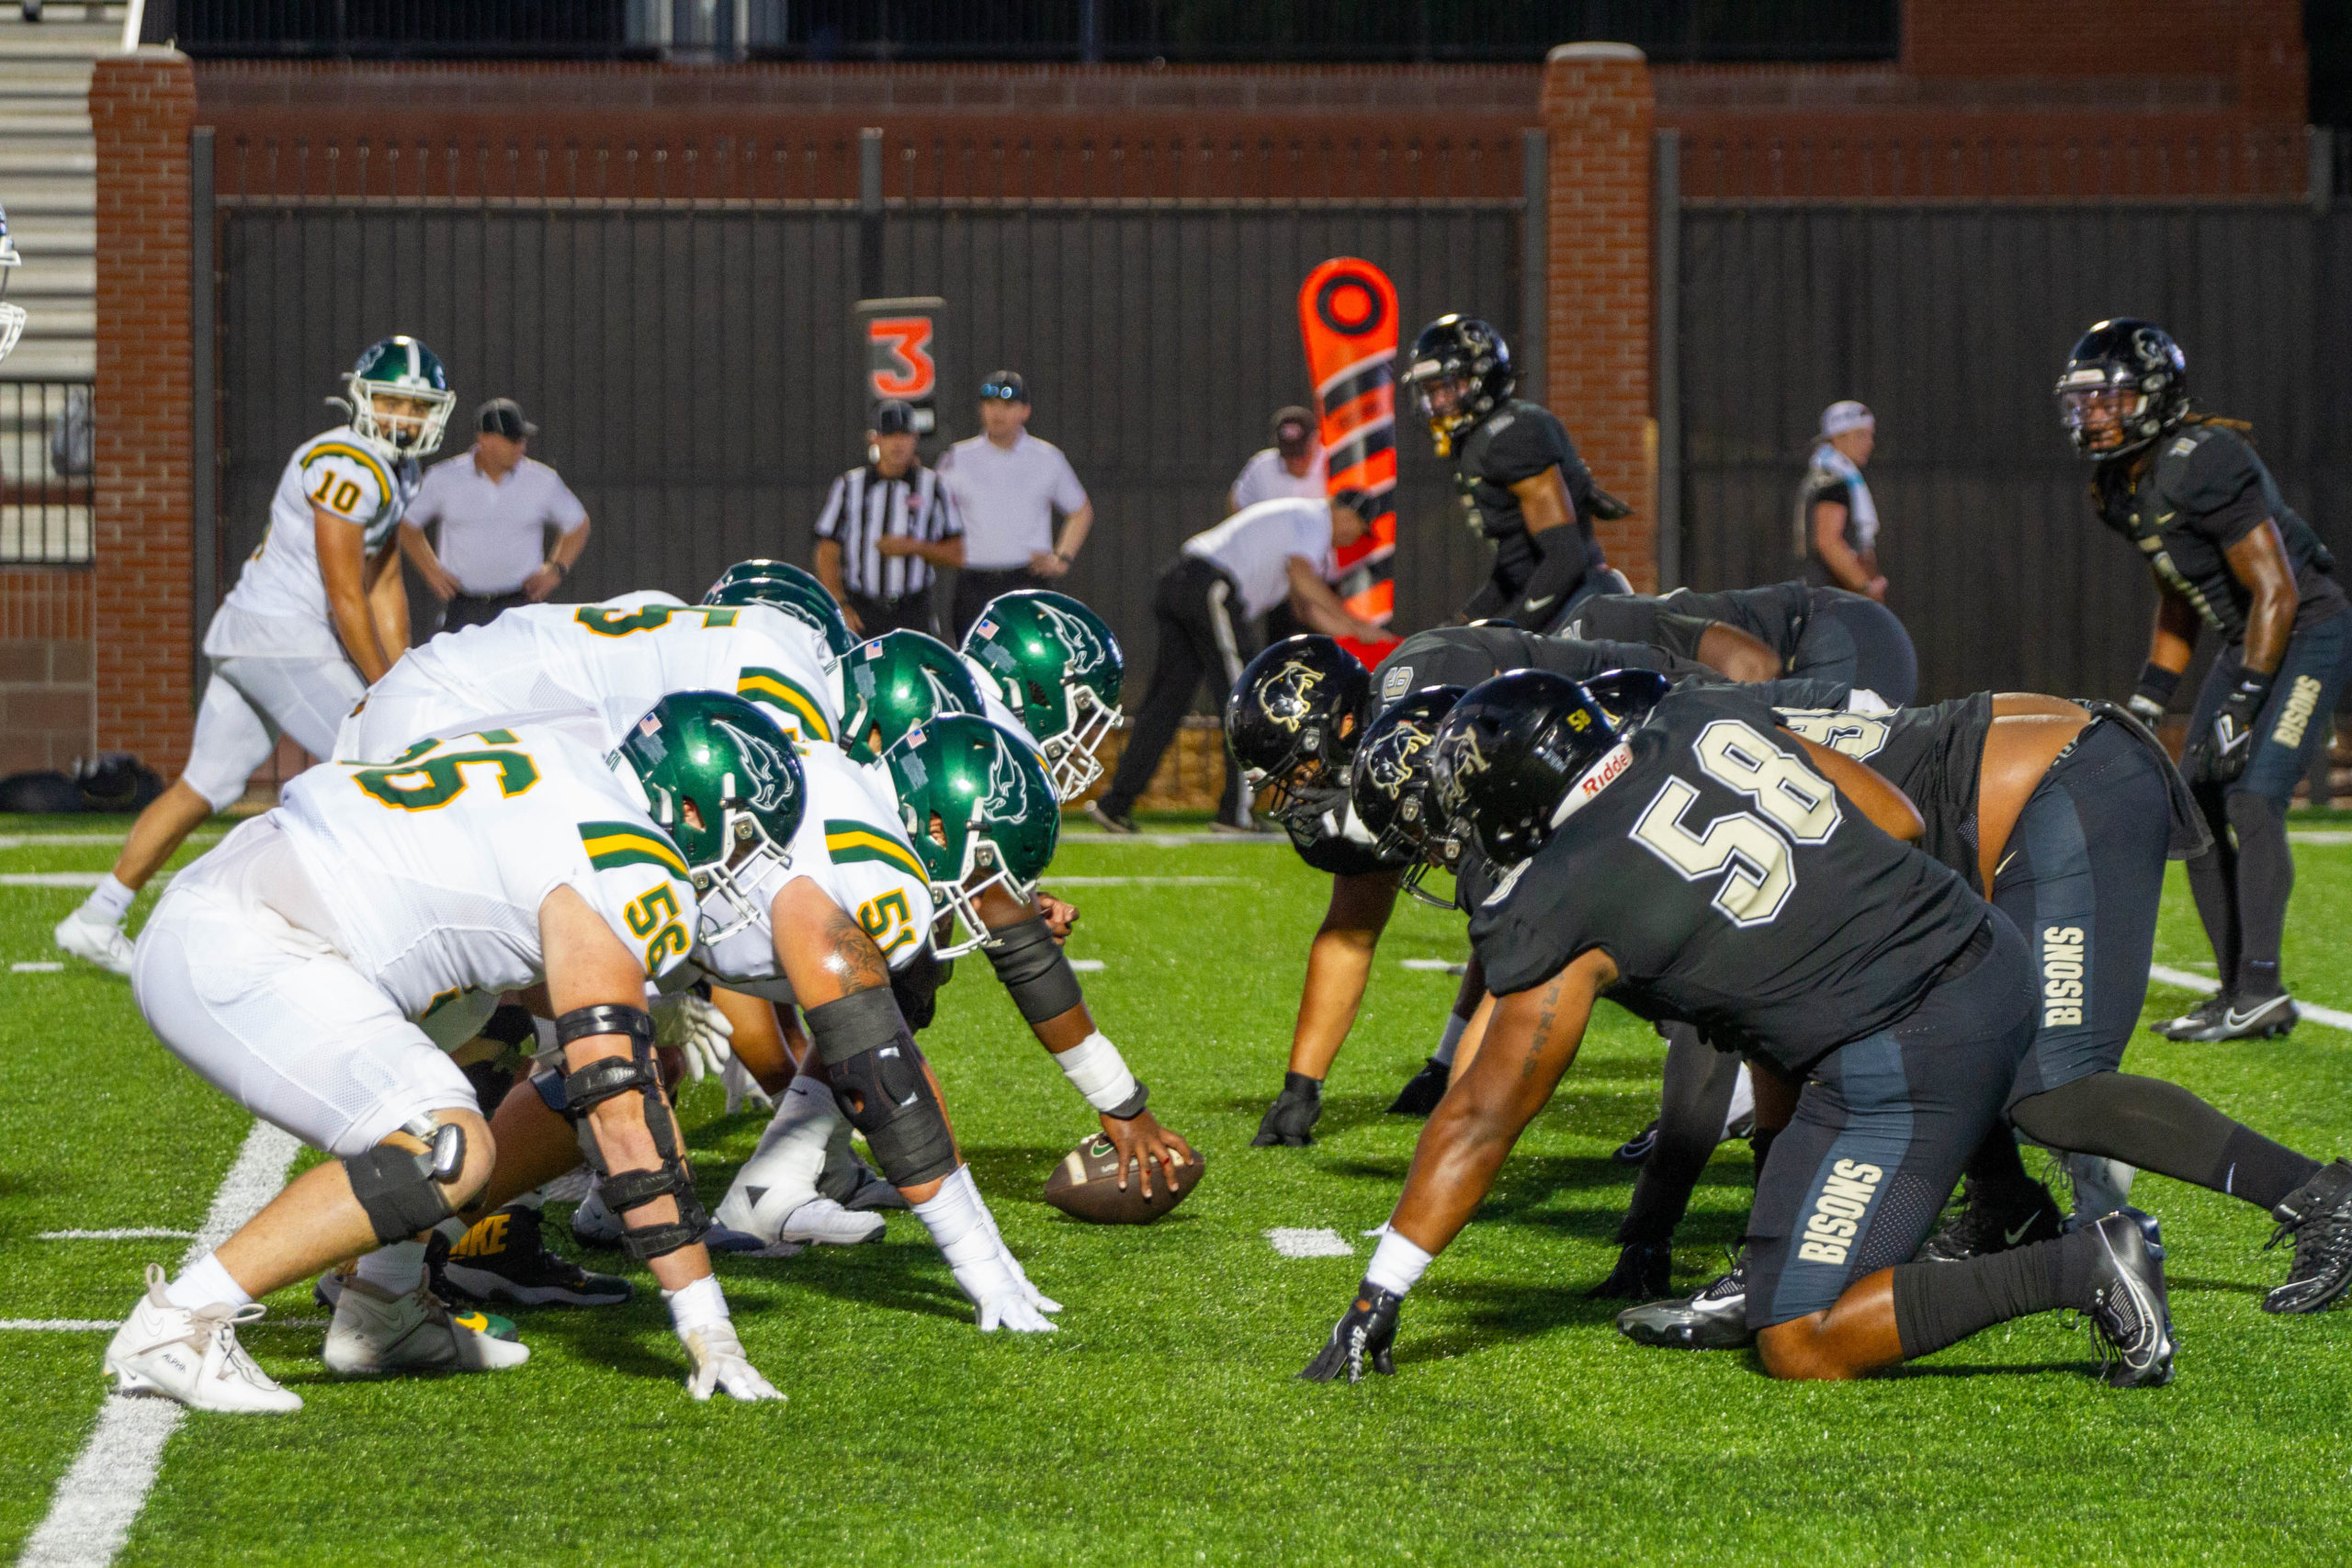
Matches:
[1299,1281,1402,1382]
[1615,1257,1754,1349]
[2262,1158,2352,1314]
[1611,1118,1661,1165]
[1589,1240,1673,1301]
[440,1202,633,1308]
[1386,1057,1451,1117]
[1917,1177,2064,1262]
[2150,995,2228,1041]
[1252,1073,1323,1147]
[2176,990,2299,1043]
[2079,1208,2174,1387]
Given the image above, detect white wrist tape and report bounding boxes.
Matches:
[1364,1229,1435,1297]
[662,1273,729,1337]
[1055,1031,1140,1116]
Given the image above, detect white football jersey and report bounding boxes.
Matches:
[686,739,935,998]
[274,724,700,1021]
[342,598,844,762]
[207,426,419,658]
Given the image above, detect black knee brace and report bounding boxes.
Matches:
[981,916,1085,1025]
[343,1119,465,1245]
[532,1003,708,1262]
[807,987,957,1187]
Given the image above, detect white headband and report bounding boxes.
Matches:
[1821,400,1875,438]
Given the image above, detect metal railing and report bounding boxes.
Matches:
[0,382,94,566]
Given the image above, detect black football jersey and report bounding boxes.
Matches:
[1453,400,1606,588]
[1772,694,1995,893]
[2093,422,2347,642]
[1368,626,1706,716]
[1552,594,1718,664]
[1467,684,1988,1074]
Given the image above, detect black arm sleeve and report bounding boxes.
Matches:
[1508,525,1594,623]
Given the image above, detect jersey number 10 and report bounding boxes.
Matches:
[1630,720,1841,928]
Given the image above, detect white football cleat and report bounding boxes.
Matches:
[103,1265,301,1414]
[715,1190,883,1250]
[54,909,135,976]
[322,1277,530,1376]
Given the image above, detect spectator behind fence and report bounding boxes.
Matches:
[401,398,590,631]
[1227,404,1326,513]
[939,370,1093,642]
[1793,400,1886,601]
[813,398,966,637]
[1087,492,1381,836]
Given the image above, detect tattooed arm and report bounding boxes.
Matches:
[1385,948,1616,1255]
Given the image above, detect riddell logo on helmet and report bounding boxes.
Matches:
[1797,1159,1883,1265]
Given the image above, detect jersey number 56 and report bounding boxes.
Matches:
[1630,720,1840,928]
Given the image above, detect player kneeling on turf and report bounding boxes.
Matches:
[107,698,792,1410]
[1303,673,2177,1388]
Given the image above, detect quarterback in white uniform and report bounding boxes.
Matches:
[107,705,789,1411]
[56,336,454,976]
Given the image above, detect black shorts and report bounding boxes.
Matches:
[2184,610,2351,806]
[1745,913,2034,1328]
[1993,719,2171,1104]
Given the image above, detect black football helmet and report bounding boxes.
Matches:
[1582,669,1672,728]
[1227,635,1371,832]
[2056,319,2188,460]
[1429,670,1621,866]
[1401,314,1515,457]
[1351,685,1467,908]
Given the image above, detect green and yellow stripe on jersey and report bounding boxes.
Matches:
[303,441,395,512]
[579,820,691,879]
[738,667,833,743]
[824,818,926,883]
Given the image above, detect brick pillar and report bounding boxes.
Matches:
[1543,43,1656,591]
[91,51,198,772]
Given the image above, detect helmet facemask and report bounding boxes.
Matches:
[925,818,1038,961]
[1042,681,1125,802]
[2057,378,2150,457]
[348,379,455,456]
[1407,371,1479,455]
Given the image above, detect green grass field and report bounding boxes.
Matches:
[2,811,2351,1564]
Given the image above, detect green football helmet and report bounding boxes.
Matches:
[882,713,1060,959]
[841,631,986,765]
[960,589,1126,803]
[612,691,807,945]
[345,335,455,455]
[703,561,856,667]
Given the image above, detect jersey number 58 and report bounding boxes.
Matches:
[1630,720,1841,928]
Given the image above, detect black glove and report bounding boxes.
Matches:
[1251,1071,1323,1147]
[1299,1280,1403,1382]
[2189,670,2275,784]
[2128,660,2182,728]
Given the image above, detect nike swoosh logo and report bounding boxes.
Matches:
[1523,594,1557,611]
[1994,852,2018,879]
[2004,1217,2039,1246]
[2224,999,2286,1029]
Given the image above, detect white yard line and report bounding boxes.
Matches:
[38,1231,197,1242]
[0,834,224,851]
[2288,830,2352,845]
[1067,959,1105,972]
[12,963,63,974]
[0,874,175,889]
[1043,876,1253,886]
[2146,964,2352,1032]
[17,1119,301,1568]
[1265,1227,1355,1258]
[1057,831,1287,848]
[1397,958,1465,973]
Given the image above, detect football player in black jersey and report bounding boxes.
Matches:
[2064,319,2352,1041]
[1227,630,1730,1145]
[1301,674,2177,1386]
[1401,315,1632,627]
[1559,581,1920,710]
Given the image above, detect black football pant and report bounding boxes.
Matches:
[1099,557,1252,823]
[951,566,1050,646]
[842,585,938,639]
[1789,591,1918,707]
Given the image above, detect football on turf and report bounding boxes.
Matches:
[1041,1134,1205,1224]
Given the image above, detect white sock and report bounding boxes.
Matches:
[1364,1229,1435,1296]
[1432,1012,1469,1068]
[662,1273,729,1337]
[163,1252,253,1311]
[721,1074,838,1218]
[353,1240,426,1294]
[81,874,136,927]
[910,1165,991,1267]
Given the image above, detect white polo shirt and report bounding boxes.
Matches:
[407,448,589,596]
[937,431,1088,570]
[1227,446,1328,512]
[1181,497,1334,621]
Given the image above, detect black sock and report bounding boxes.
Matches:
[2226,791,2293,987]
[1890,1235,2076,1359]
[2052,1222,2109,1309]
[1961,1122,2041,1201]
[2212,1125,2324,1211]
[1750,1125,1779,1189]
[2236,959,2283,1002]
[1283,1071,1322,1100]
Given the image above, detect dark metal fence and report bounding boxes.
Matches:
[209,132,1528,659]
[0,381,94,566]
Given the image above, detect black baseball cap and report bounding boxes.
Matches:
[872,399,918,436]
[980,370,1027,403]
[478,398,537,440]
[1273,405,1316,450]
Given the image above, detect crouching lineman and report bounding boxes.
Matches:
[1558,579,1919,710]
[1304,673,2177,1387]
[106,698,791,1410]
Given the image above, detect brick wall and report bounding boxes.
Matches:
[1544,44,1656,592]
[0,570,93,775]
[91,51,198,775]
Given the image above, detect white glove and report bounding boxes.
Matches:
[655,993,735,1086]
[945,1235,1057,1333]
[720,1054,775,1116]
[683,1323,786,1403]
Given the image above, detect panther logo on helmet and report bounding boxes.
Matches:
[1362,726,1432,798]
[1033,598,1110,677]
[980,732,1035,826]
[1264,660,1327,733]
[715,718,794,814]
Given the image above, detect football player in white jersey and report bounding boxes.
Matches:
[105,696,793,1410]
[56,337,453,975]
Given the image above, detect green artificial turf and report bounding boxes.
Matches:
[0,813,2349,1564]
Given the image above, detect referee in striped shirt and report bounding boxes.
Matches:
[813,400,966,637]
